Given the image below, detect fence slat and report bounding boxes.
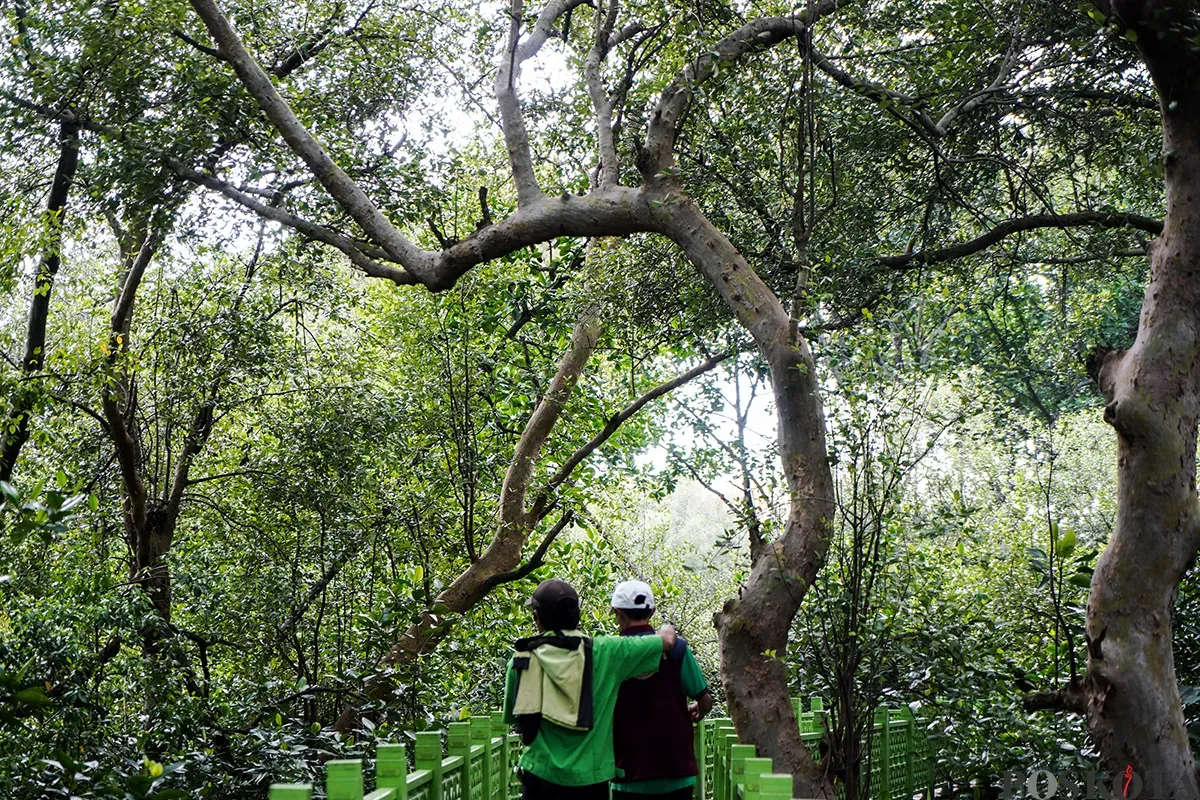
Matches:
[378,742,408,800]
[415,731,444,800]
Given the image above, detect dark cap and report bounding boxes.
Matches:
[526,579,579,610]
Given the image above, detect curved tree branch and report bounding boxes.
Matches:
[531,349,733,515]
[643,3,840,180]
[188,0,428,271]
[878,211,1163,270]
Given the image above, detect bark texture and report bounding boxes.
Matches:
[1083,0,1200,792]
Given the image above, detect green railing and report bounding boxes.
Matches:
[268,712,523,800]
[701,697,935,800]
[268,697,931,800]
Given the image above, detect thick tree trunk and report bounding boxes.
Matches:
[0,120,80,482]
[130,509,176,625]
[1085,1,1200,793]
[666,199,836,799]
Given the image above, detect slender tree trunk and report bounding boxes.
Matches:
[1084,1,1200,793]
[665,198,837,799]
[0,119,80,481]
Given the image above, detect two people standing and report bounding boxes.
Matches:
[503,578,713,800]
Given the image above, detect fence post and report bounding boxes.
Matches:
[415,731,444,800]
[721,732,740,800]
[902,716,915,800]
[729,744,756,800]
[270,785,313,800]
[711,722,732,800]
[449,721,473,800]
[810,696,825,736]
[742,758,773,800]
[490,711,510,800]
[377,743,408,800]
[694,719,708,800]
[878,707,891,800]
[471,715,493,800]
[327,760,364,800]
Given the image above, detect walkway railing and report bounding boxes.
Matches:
[701,698,935,800]
[268,697,931,800]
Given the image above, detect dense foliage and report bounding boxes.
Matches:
[1,0,1193,795]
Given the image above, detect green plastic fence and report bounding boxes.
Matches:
[269,698,930,800]
[701,698,935,800]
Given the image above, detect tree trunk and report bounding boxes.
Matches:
[130,508,175,626]
[0,119,80,482]
[1085,0,1200,793]
[666,198,837,799]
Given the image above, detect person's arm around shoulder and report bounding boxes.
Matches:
[607,624,677,681]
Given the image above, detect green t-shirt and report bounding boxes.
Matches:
[611,641,709,795]
[504,633,664,786]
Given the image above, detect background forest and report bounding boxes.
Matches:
[1,0,1197,796]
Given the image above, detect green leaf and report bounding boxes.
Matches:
[1055,528,1076,558]
[14,686,51,706]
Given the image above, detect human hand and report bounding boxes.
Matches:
[689,691,712,721]
[659,623,677,652]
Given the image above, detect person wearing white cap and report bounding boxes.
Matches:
[609,580,713,800]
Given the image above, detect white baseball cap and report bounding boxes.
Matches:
[611,580,655,611]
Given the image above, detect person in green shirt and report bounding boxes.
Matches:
[503,578,677,800]
[610,580,713,800]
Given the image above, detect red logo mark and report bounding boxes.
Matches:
[1123,765,1134,798]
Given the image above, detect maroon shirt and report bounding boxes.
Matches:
[612,624,699,783]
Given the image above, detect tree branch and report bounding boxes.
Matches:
[532,350,733,514]
[0,118,81,483]
[188,0,428,271]
[274,539,362,644]
[878,211,1164,270]
[500,304,603,530]
[479,510,575,593]
[643,4,840,180]
[495,0,591,204]
[807,46,944,138]
[935,24,1023,133]
[1024,680,1089,715]
[586,0,621,187]
[170,162,419,284]
[172,28,228,61]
